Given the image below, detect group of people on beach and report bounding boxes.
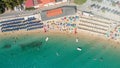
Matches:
[106,23,120,40]
[43,15,79,34]
[42,12,120,41]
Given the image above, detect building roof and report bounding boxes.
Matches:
[40,0,55,4]
[25,0,34,8]
[25,0,56,8]
[47,8,63,17]
[41,6,77,21]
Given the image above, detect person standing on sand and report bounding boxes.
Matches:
[74,28,77,34]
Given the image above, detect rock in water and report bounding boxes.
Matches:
[2,44,11,49]
[20,41,42,51]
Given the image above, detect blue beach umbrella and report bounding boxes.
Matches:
[66,23,71,26]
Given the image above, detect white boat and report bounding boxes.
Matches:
[45,37,49,42]
[77,47,82,51]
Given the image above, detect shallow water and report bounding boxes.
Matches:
[0,33,120,68]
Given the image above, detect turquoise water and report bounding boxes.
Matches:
[0,33,120,68]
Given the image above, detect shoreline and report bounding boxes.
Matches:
[0,28,120,47]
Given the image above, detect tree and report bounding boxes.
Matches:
[2,0,18,10]
[0,0,25,14]
[0,0,5,14]
[17,0,24,5]
[1,0,25,10]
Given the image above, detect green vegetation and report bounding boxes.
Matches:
[91,0,103,2]
[74,0,87,5]
[0,0,5,14]
[0,0,25,14]
[26,7,35,10]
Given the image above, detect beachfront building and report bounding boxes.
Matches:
[25,0,68,8]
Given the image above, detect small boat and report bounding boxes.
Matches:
[45,37,49,42]
[77,47,82,51]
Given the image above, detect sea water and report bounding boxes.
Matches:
[0,33,120,68]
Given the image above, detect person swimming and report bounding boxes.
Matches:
[56,52,60,56]
[100,57,103,61]
[76,37,79,42]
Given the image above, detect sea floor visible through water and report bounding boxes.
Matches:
[0,32,120,68]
